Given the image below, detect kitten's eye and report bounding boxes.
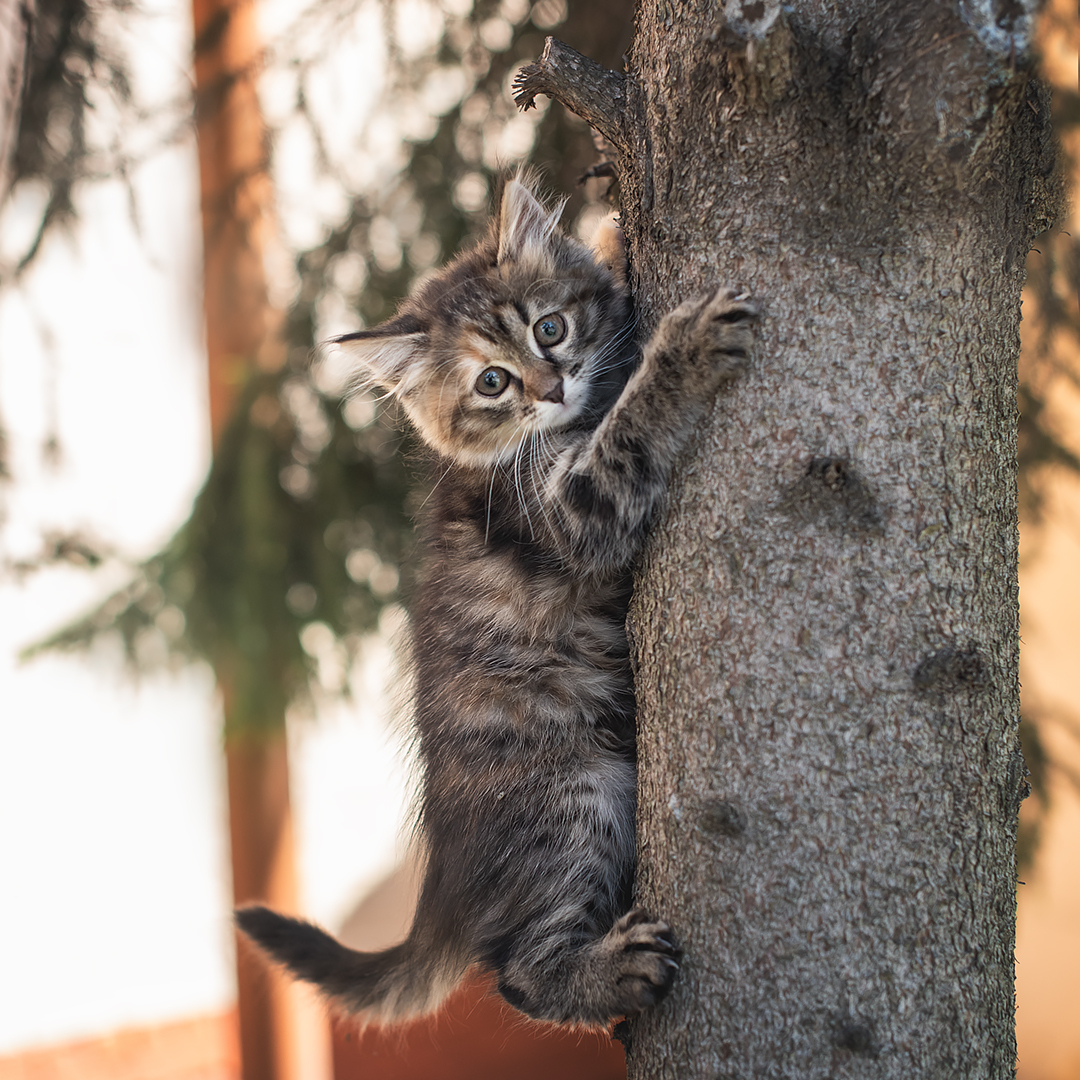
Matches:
[475,367,510,397]
[533,313,567,347]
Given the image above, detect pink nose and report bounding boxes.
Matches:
[541,378,564,404]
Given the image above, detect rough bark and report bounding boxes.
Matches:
[518,2,1057,1077]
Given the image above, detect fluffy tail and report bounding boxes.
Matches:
[235,906,467,1023]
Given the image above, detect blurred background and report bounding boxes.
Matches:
[0,0,1075,1078]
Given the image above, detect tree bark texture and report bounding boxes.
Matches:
[519,2,1057,1077]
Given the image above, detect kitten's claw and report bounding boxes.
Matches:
[663,287,760,383]
[701,285,761,327]
[653,934,679,954]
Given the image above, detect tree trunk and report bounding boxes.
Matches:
[190,0,304,1077]
[516,3,1058,1076]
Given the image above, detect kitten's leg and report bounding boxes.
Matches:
[476,751,680,1026]
[495,907,681,1026]
[550,288,759,571]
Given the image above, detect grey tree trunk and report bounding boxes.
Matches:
[516,3,1059,1077]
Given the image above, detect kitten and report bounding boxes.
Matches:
[237,172,758,1027]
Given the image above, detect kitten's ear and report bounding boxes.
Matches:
[497,174,565,265]
[591,212,627,288]
[333,312,428,393]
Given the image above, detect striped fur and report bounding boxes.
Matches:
[237,173,758,1027]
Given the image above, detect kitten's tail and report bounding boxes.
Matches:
[235,905,468,1023]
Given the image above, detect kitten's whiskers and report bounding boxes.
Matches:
[512,429,536,540]
[415,458,457,514]
[486,426,525,545]
[529,427,563,542]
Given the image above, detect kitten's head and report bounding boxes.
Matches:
[333,173,633,467]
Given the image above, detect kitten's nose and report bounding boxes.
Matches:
[525,369,564,404]
[540,378,564,404]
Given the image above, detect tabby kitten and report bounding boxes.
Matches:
[237,173,758,1027]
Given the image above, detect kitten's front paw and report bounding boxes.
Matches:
[607,907,682,1015]
[668,286,760,381]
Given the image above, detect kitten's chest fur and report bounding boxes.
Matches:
[411,456,636,752]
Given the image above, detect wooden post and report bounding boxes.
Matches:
[189,1,302,1077]
[227,730,300,1080]
[191,0,280,440]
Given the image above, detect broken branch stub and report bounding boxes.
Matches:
[513,36,631,157]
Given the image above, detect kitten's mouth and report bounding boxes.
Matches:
[534,379,584,430]
[533,399,578,433]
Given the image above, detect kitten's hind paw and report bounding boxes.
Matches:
[605,907,682,1014]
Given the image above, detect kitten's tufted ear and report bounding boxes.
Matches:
[497,174,565,265]
[333,312,428,393]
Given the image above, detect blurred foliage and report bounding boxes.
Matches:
[25,371,415,735]
[1017,213,1080,523]
[1016,715,1049,873]
[0,0,185,484]
[1017,708,1080,874]
[17,0,634,736]
[1,530,112,577]
[3,0,138,272]
[1017,3,1079,524]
